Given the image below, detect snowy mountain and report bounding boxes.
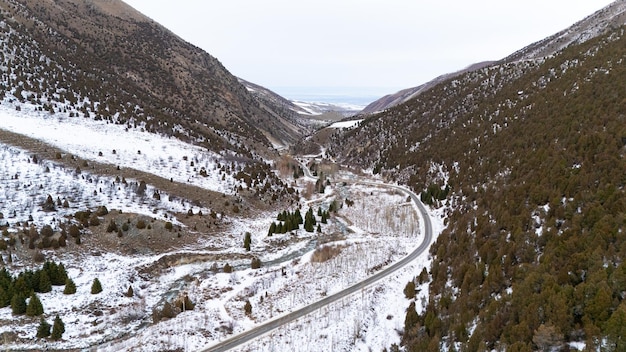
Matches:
[0,0,306,155]
[362,0,626,115]
[315,1,626,350]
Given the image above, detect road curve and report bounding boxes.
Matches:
[199,175,433,352]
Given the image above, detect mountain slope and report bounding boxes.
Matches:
[0,0,304,155]
[359,61,493,115]
[323,3,626,350]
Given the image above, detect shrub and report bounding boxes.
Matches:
[89,215,100,227]
[96,206,109,216]
[251,257,261,269]
[175,294,194,312]
[136,220,146,229]
[244,300,252,316]
[404,280,416,299]
[51,315,64,340]
[26,293,44,316]
[223,263,233,273]
[11,294,26,315]
[36,318,51,338]
[164,222,173,231]
[63,278,76,295]
[91,278,103,294]
[106,220,117,233]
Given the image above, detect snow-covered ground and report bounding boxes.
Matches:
[0,100,446,351]
[328,119,363,129]
[0,102,243,196]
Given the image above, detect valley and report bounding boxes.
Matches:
[0,95,440,351]
[1,0,626,351]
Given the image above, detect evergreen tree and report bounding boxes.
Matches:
[38,270,52,293]
[316,224,322,233]
[26,292,44,316]
[268,222,276,236]
[51,315,65,340]
[63,278,76,295]
[11,293,27,315]
[91,278,103,294]
[36,317,51,338]
[125,285,134,298]
[243,232,251,251]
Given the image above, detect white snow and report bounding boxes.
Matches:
[328,119,363,129]
[0,102,242,195]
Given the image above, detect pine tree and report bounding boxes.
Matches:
[91,278,103,294]
[36,317,51,338]
[26,293,44,316]
[125,285,134,298]
[243,232,251,251]
[268,222,276,236]
[63,278,76,295]
[38,270,52,293]
[11,293,27,315]
[51,315,65,340]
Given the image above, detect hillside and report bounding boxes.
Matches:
[320,2,626,351]
[0,0,305,154]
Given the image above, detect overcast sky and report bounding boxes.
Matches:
[124,0,615,95]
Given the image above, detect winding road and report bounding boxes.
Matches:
[199,165,433,352]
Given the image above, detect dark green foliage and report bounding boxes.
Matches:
[304,207,316,232]
[91,278,103,294]
[36,317,51,338]
[38,270,52,293]
[51,315,64,340]
[269,209,303,235]
[26,292,44,316]
[354,24,626,351]
[251,257,261,269]
[420,183,449,206]
[63,278,76,295]
[11,293,26,315]
[125,285,134,297]
[267,222,276,236]
[243,232,251,251]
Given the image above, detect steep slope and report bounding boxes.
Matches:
[360,61,493,115]
[323,3,626,351]
[0,0,304,155]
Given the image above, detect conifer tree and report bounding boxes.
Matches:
[125,285,134,298]
[51,315,65,340]
[91,278,103,294]
[26,292,44,316]
[11,293,26,315]
[63,278,76,295]
[243,232,251,251]
[268,222,276,236]
[36,317,51,338]
[38,270,52,293]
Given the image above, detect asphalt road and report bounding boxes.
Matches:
[199,169,433,352]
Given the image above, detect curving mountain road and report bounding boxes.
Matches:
[199,167,433,352]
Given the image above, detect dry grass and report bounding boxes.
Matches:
[310,244,344,263]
